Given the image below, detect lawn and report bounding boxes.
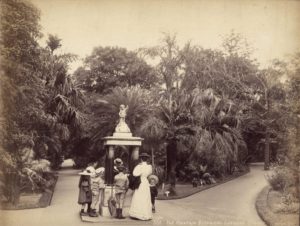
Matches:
[256,186,299,226]
[157,170,249,200]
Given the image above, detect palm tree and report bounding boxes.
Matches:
[193,88,247,177]
[138,117,166,168]
[140,88,201,195]
[33,37,84,169]
[78,86,154,165]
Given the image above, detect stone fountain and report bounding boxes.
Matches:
[100,104,143,217]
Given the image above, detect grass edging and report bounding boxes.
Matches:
[39,173,59,208]
[157,169,250,200]
[0,173,58,210]
[255,186,299,226]
[255,186,272,226]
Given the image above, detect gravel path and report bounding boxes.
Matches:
[1,163,267,226]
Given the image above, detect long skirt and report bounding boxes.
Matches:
[129,178,152,220]
[78,187,92,204]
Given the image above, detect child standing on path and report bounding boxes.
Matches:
[114,165,129,219]
[148,175,158,213]
[89,167,105,217]
[78,167,94,215]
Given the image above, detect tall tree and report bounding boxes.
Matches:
[74,46,158,94]
[0,0,84,204]
[46,34,62,53]
[139,34,183,92]
[34,35,84,169]
[0,0,42,67]
[0,0,47,203]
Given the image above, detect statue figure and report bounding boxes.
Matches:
[115,105,131,133]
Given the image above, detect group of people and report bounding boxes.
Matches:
[77,152,158,221]
[78,166,105,217]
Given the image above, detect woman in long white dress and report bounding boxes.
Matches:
[129,153,152,220]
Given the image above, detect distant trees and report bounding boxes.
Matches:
[265,53,300,202]
[74,46,158,94]
[46,34,62,53]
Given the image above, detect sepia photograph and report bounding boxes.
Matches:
[0,0,299,226]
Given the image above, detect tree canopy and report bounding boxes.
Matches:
[74,46,158,94]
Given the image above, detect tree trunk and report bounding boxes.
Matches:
[166,140,177,195]
[151,147,155,169]
[9,172,21,205]
[264,131,270,170]
[264,89,270,170]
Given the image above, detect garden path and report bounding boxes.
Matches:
[1,162,267,226]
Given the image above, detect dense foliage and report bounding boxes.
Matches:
[73,33,299,197]
[0,0,83,204]
[74,46,158,94]
[1,0,298,203]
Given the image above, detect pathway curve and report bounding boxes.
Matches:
[1,163,267,226]
[156,163,267,226]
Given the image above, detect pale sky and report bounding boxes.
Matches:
[30,0,300,72]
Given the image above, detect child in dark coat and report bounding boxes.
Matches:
[78,168,93,215]
[148,175,158,213]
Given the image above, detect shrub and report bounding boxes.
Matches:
[153,165,165,185]
[0,147,52,205]
[266,165,294,193]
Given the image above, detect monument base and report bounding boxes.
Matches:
[112,132,132,137]
[99,185,134,217]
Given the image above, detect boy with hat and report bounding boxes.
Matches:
[113,165,129,219]
[148,174,159,213]
[89,167,105,217]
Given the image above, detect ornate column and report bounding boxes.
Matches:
[105,145,115,185]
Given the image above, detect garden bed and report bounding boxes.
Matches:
[157,169,249,200]
[256,186,299,226]
[0,173,58,210]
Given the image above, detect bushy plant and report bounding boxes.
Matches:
[153,165,165,185]
[266,165,295,193]
[0,147,52,205]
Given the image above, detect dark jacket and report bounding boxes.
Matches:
[78,175,92,204]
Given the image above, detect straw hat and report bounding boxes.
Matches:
[148,174,159,185]
[79,166,95,176]
[95,167,105,174]
[79,170,91,176]
[86,166,95,174]
[114,158,123,165]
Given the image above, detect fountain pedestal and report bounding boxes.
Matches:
[99,135,143,217]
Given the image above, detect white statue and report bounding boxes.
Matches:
[115,105,131,133]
